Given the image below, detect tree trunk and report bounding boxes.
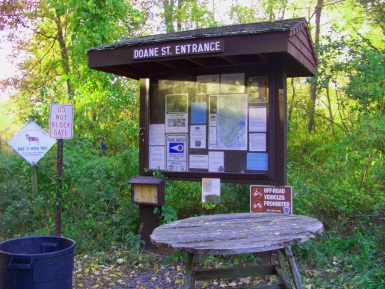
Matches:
[325,82,335,136]
[308,0,323,133]
[288,78,296,132]
[163,0,175,33]
[55,9,74,99]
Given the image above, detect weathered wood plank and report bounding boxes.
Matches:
[275,266,294,289]
[285,247,303,289]
[183,253,195,289]
[151,213,322,289]
[151,213,323,255]
[194,264,278,281]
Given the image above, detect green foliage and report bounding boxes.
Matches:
[289,118,385,225]
[156,179,250,225]
[0,152,56,237]
[345,47,385,113]
[295,221,385,288]
[0,138,140,253]
[160,0,217,33]
[229,4,257,24]
[288,30,385,226]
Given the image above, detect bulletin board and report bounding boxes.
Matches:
[141,70,276,184]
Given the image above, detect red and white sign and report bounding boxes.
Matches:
[50,104,74,139]
[250,185,292,214]
[8,120,56,165]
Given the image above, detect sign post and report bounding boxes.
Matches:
[49,104,74,236]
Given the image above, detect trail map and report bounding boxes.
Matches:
[210,94,248,150]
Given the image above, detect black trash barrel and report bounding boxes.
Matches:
[0,236,75,289]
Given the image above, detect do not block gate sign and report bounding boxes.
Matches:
[50,104,74,139]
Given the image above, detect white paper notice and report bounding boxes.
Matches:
[197,74,220,94]
[165,94,189,133]
[202,178,221,203]
[190,125,206,149]
[220,73,245,94]
[249,106,267,132]
[149,124,165,145]
[249,133,266,151]
[149,146,165,170]
[209,126,216,145]
[209,151,224,172]
[189,155,209,169]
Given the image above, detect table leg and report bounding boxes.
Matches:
[183,253,196,289]
[285,246,303,289]
[277,250,293,289]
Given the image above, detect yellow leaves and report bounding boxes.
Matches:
[73,256,130,289]
[174,278,184,284]
[73,254,275,289]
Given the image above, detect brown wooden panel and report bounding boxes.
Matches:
[194,264,277,280]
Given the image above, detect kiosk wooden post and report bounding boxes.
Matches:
[129,176,165,249]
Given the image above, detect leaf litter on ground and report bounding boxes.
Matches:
[72,251,280,289]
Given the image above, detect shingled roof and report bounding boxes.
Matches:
[88,18,317,79]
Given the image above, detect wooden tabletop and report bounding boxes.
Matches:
[151,213,323,255]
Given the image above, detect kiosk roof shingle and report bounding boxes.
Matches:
[88,18,307,52]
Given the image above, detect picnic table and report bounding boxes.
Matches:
[151,212,323,289]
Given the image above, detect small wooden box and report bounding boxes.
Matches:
[129,176,165,206]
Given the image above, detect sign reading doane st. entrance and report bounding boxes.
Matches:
[132,39,224,60]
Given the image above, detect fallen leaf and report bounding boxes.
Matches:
[175,279,184,284]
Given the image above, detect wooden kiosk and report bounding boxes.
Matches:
[88,18,316,186]
[88,17,316,247]
[88,18,319,288]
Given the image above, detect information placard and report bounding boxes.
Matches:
[8,120,56,165]
[250,186,292,214]
[50,104,74,139]
[166,134,188,172]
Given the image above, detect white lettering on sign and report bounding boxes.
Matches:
[50,104,74,139]
[263,201,291,207]
[175,41,221,55]
[132,40,224,60]
[134,47,159,59]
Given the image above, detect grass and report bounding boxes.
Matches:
[295,219,385,289]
